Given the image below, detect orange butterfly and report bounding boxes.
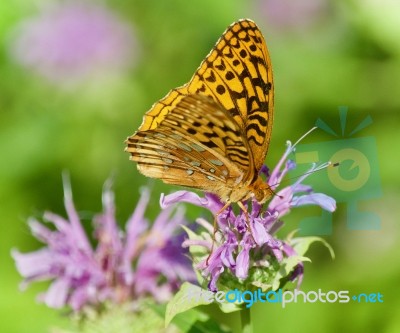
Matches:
[126,19,274,212]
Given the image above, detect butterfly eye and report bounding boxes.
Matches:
[251,179,274,204]
[255,189,264,202]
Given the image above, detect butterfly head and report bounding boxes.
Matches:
[249,177,274,204]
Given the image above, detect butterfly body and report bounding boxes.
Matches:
[126,19,274,205]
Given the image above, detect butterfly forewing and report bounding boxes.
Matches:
[127,94,252,197]
[189,20,273,171]
[135,19,273,173]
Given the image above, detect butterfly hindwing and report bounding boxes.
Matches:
[127,94,253,195]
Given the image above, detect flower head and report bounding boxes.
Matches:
[9,1,136,84]
[161,141,336,292]
[12,179,195,311]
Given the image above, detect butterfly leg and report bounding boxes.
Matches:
[206,201,231,265]
[238,201,263,244]
[237,201,251,231]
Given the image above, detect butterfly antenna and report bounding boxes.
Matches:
[267,126,323,191]
[269,186,284,199]
[270,161,340,188]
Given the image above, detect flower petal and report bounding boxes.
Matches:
[12,248,54,281]
[251,219,272,246]
[236,245,251,279]
[43,278,70,309]
[268,187,293,217]
[160,191,223,213]
[291,193,336,212]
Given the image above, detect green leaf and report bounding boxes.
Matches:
[164,283,232,332]
[165,282,214,327]
[217,299,243,313]
[271,255,310,290]
[181,225,208,258]
[180,225,208,285]
[172,308,230,333]
[51,302,177,333]
[290,236,335,259]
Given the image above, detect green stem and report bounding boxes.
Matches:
[240,308,252,333]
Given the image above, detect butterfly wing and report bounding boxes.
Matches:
[126,94,254,199]
[136,19,274,173]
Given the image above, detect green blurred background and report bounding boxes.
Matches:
[1,0,399,332]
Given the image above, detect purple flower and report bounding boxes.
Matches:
[161,141,336,291]
[9,1,136,84]
[12,178,195,311]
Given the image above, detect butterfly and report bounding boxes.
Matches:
[126,19,274,212]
